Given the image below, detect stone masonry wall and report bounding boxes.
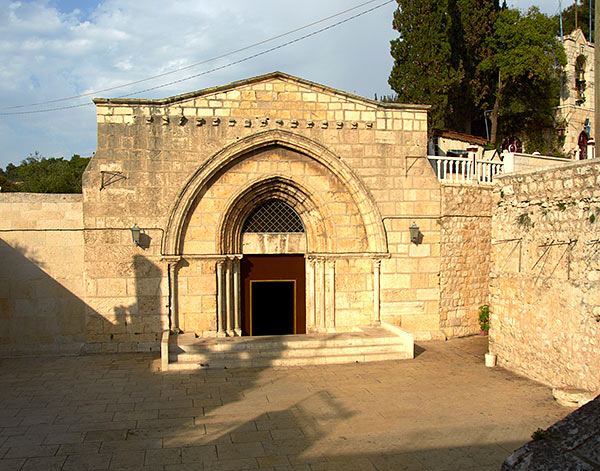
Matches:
[439,185,493,338]
[490,160,600,392]
[0,193,85,355]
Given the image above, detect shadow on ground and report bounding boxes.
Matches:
[0,335,570,470]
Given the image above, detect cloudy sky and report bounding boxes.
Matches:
[0,0,564,168]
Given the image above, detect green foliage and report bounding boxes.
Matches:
[389,2,566,150]
[1,152,90,193]
[388,0,498,135]
[478,304,490,331]
[557,202,567,211]
[517,212,533,229]
[531,428,546,441]
[483,7,566,152]
[559,0,594,42]
[0,166,19,192]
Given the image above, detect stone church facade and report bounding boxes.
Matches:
[83,71,458,349]
[0,72,492,356]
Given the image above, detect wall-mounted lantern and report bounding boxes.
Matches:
[409,223,420,244]
[130,224,141,247]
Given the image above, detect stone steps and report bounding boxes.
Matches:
[165,326,414,370]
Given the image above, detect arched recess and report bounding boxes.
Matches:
[218,175,331,254]
[164,129,388,255]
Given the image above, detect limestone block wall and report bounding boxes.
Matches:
[439,185,493,338]
[82,229,167,353]
[490,160,600,391]
[0,193,85,355]
[380,168,443,337]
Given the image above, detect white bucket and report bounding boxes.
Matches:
[485,353,497,368]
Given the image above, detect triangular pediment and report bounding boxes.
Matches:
[94,71,427,111]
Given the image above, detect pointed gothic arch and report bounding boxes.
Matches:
[164,129,388,256]
[217,175,330,254]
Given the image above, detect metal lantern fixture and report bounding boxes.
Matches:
[409,223,420,244]
[130,224,141,246]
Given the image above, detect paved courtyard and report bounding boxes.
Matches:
[0,336,569,470]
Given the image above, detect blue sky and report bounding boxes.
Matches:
[0,0,566,168]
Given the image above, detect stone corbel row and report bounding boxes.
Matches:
[143,115,374,130]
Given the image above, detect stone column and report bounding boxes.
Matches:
[372,258,381,326]
[163,255,182,334]
[233,256,241,336]
[327,259,336,332]
[216,259,225,336]
[319,258,326,331]
[225,258,234,336]
[308,256,316,331]
[168,261,182,333]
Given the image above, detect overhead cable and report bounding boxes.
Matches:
[0,0,388,112]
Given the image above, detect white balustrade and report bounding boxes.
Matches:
[427,155,504,184]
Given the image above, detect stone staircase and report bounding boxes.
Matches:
[163,325,414,371]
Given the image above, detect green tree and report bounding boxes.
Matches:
[447,0,499,135]
[388,0,499,135]
[0,174,18,192]
[559,0,594,42]
[1,153,90,193]
[388,0,463,132]
[484,7,566,151]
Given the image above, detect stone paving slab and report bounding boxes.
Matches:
[0,336,569,470]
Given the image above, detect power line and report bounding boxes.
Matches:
[0,0,393,116]
[112,1,395,99]
[0,0,387,112]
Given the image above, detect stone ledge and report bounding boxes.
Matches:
[502,393,600,470]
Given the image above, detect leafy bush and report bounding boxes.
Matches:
[478,304,490,332]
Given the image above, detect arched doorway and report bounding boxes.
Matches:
[165,130,389,337]
[239,199,307,336]
[579,131,589,160]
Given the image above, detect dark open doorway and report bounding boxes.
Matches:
[251,281,295,335]
[241,255,306,336]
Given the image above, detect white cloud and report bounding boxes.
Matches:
[0,0,398,167]
[2,0,561,168]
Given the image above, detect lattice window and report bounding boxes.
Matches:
[242,199,305,233]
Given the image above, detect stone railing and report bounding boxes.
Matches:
[428,155,504,184]
[429,150,575,184]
